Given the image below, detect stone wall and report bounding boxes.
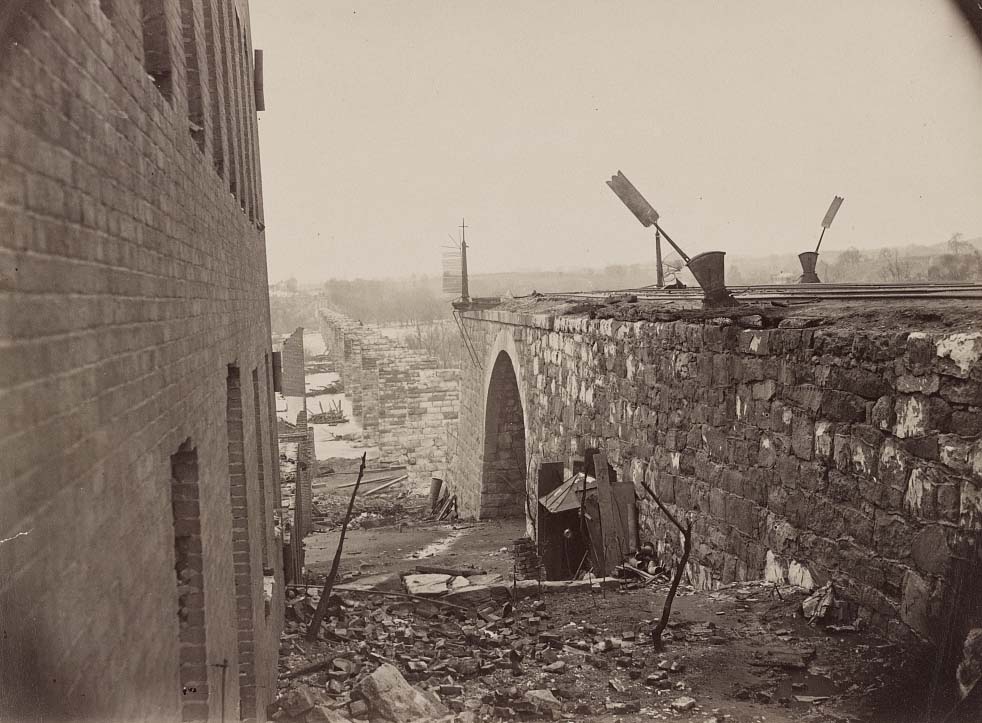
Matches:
[0,2,282,720]
[319,310,460,492]
[448,304,982,649]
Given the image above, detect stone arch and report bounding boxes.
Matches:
[480,342,528,519]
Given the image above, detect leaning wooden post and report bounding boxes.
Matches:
[638,476,693,647]
[306,452,367,641]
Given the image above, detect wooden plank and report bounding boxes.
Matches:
[592,452,619,576]
[362,475,408,496]
[415,565,485,577]
[612,478,638,553]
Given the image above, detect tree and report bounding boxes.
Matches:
[948,232,968,255]
[880,249,913,282]
[928,233,982,281]
[827,247,867,283]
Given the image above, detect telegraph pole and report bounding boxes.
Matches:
[460,218,470,303]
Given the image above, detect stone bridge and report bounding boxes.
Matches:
[318,310,460,493]
[445,297,982,648]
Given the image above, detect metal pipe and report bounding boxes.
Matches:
[654,228,664,288]
[653,223,690,263]
[815,226,827,253]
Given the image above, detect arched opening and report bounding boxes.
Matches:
[481,351,527,518]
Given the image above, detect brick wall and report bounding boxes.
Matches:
[0,2,282,720]
[319,309,460,492]
[448,305,982,650]
[280,327,306,397]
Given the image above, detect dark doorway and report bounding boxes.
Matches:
[481,351,527,518]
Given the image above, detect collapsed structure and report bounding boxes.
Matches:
[443,296,982,657]
[1,2,282,720]
[274,328,316,582]
[318,309,460,493]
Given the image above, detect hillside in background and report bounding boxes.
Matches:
[269,235,982,331]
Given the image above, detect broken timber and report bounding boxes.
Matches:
[307,452,367,641]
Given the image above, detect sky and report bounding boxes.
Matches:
[250,1,982,283]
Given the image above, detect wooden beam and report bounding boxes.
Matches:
[592,452,619,577]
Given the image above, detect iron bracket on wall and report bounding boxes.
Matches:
[452,309,482,370]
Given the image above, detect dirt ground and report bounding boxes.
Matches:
[304,519,527,582]
[278,483,968,723]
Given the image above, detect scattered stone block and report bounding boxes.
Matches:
[305,705,353,723]
[671,696,697,712]
[404,573,451,596]
[524,689,562,715]
[279,685,326,717]
[356,663,449,722]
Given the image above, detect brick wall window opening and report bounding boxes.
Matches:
[216,1,238,196]
[226,366,257,719]
[232,14,247,213]
[239,21,255,222]
[251,368,270,573]
[170,441,209,722]
[201,0,225,177]
[179,0,205,152]
[140,0,174,101]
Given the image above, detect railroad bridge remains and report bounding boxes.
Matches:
[444,296,982,650]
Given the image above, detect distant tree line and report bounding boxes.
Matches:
[824,234,982,283]
[404,321,465,369]
[319,277,449,324]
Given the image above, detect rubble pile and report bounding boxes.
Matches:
[275,578,730,722]
[311,496,417,532]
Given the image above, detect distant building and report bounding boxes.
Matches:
[1,2,282,720]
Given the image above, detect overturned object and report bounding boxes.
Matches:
[801,582,835,623]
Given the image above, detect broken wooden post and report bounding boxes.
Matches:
[306,452,367,641]
[592,452,616,577]
[637,476,693,647]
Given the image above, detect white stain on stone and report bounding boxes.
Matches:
[894,396,927,439]
[880,439,909,488]
[788,560,816,591]
[765,550,815,590]
[852,442,872,477]
[815,421,833,459]
[904,467,928,516]
[936,333,982,377]
[764,550,785,584]
[749,333,761,353]
[961,480,982,530]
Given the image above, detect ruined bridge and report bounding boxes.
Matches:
[445,295,982,647]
